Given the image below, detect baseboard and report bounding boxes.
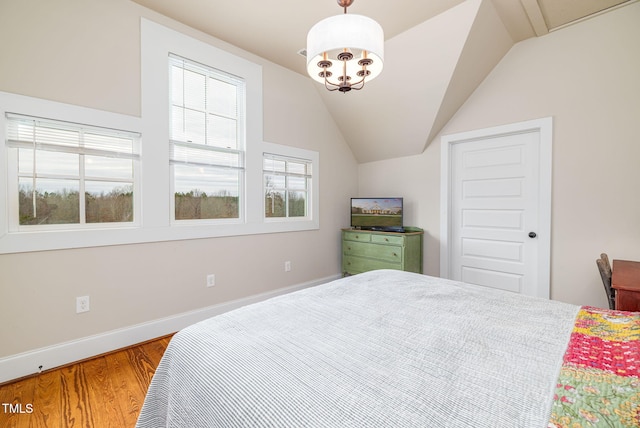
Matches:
[0,274,340,384]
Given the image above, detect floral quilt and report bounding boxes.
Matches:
[548,306,640,427]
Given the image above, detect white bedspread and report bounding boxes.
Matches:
[136,270,579,428]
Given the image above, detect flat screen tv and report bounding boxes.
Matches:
[351,197,404,232]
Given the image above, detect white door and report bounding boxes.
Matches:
[440,118,552,298]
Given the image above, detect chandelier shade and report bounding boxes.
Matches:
[306,12,384,92]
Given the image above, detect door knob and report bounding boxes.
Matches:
[528,232,537,238]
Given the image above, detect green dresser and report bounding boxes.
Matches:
[342,227,423,276]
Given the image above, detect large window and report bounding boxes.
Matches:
[6,114,140,230]
[169,55,245,222]
[264,153,312,220]
[0,20,319,254]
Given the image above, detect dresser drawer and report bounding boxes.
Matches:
[343,255,402,274]
[371,234,405,246]
[343,231,371,242]
[343,241,403,263]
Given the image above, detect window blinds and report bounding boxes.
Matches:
[169,54,245,172]
[6,113,140,160]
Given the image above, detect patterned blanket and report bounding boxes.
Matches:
[548,306,640,427]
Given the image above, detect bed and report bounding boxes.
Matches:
[136,270,639,427]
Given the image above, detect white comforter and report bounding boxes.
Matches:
[136,270,579,428]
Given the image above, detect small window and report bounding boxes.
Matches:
[169,54,245,222]
[264,153,312,219]
[6,114,140,230]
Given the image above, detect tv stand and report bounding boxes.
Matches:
[342,227,423,276]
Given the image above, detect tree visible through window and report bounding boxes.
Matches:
[169,55,246,221]
[6,114,139,228]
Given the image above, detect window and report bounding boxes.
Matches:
[0,20,319,254]
[6,114,140,230]
[169,55,245,222]
[264,154,312,219]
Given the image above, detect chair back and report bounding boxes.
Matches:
[596,254,615,310]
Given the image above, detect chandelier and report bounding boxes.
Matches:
[306,0,384,93]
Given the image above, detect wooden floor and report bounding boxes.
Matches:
[0,335,172,428]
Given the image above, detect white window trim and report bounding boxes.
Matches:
[141,18,318,238]
[0,91,143,253]
[0,19,318,254]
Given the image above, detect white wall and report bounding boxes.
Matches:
[360,2,640,308]
[0,0,357,363]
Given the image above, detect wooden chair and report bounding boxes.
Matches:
[596,253,615,310]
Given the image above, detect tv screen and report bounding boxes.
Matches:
[351,198,403,231]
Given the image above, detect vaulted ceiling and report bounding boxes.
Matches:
[132,0,634,162]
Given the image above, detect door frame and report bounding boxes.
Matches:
[440,117,553,297]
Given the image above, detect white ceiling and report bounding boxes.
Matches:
[132,0,634,162]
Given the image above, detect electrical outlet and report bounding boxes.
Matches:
[76,296,90,313]
[284,261,292,272]
[206,274,216,287]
